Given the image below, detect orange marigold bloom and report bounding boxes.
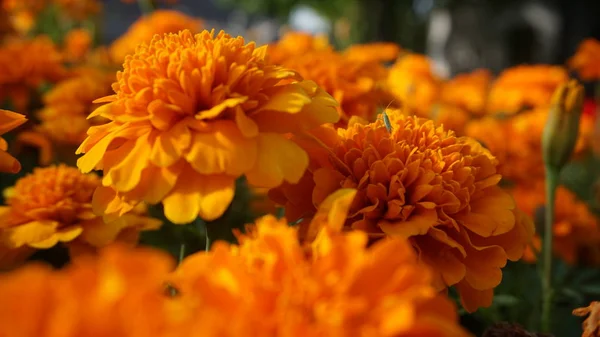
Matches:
[429,104,470,135]
[267,31,331,64]
[77,30,339,224]
[108,10,203,63]
[169,191,471,336]
[1,0,44,35]
[440,69,491,116]
[0,244,176,337]
[36,68,113,146]
[269,111,534,312]
[513,182,600,266]
[569,39,600,81]
[0,165,160,268]
[63,28,93,63]
[53,0,102,20]
[465,108,592,183]
[0,35,67,111]
[388,54,440,117]
[574,301,600,337]
[487,65,568,114]
[0,190,470,337]
[342,42,401,63]
[275,48,393,124]
[0,109,26,173]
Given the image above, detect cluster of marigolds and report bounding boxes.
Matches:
[1,0,600,336]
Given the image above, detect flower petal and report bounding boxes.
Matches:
[245,133,308,188]
[163,166,235,223]
[185,120,257,176]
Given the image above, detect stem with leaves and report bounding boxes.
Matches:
[540,167,559,332]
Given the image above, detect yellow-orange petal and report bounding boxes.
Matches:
[456,187,515,237]
[102,133,152,192]
[303,188,357,241]
[163,166,235,224]
[184,120,257,176]
[456,281,494,313]
[245,133,309,188]
[0,110,27,135]
[3,220,83,249]
[0,150,21,173]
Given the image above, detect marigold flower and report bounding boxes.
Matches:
[0,189,471,337]
[1,0,45,35]
[430,103,470,135]
[487,65,568,114]
[0,109,26,173]
[0,35,67,111]
[569,38,600,81]
[465,107,592,184]
[0,165,160,268]
[440,69,491,116]
[63,28,93,63]
[574,301,600,337]
[275,48,393,124]
[169,191,471,336]
[513,182,600,266]
[388,54,440,117]
[36,69,113,146]
[267,31,331,65]
[543,79,585,171]
[0,36,66,111]
[0,244,175,337]
[342,42,401,63]
[77,30,339,224]
[108,10,203,63]
[270,111,534,312]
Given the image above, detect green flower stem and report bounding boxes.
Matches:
[204,226,211,252]
[137,0,156,15]
[178,243,185,264]
[541,167,559,333]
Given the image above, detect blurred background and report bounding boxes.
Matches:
[103,0,600,77]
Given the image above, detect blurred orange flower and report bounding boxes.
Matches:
[388,54,440,117]
[108,9,203,63]
[1,0,45,35]
[0,244,176,337]
[513,182,600,266]
[267,31,331,64]
[0,165,160,268]
[0,36,67,111]
[270,111,534,312]
[429,103,471,135]
[0,192,471,336]
[440,69,491,116]
[569,38,600,81]
[275,47,392,124]
[0,109,26,173]
[77,30,338,224]
[36,68,113,146]
[465,107,593,183]
[170,190,471,336]
[487,65,568,114]
[342,41,401,63]
[63,28,93,63]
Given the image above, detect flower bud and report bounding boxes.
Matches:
[542,80,584,171]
